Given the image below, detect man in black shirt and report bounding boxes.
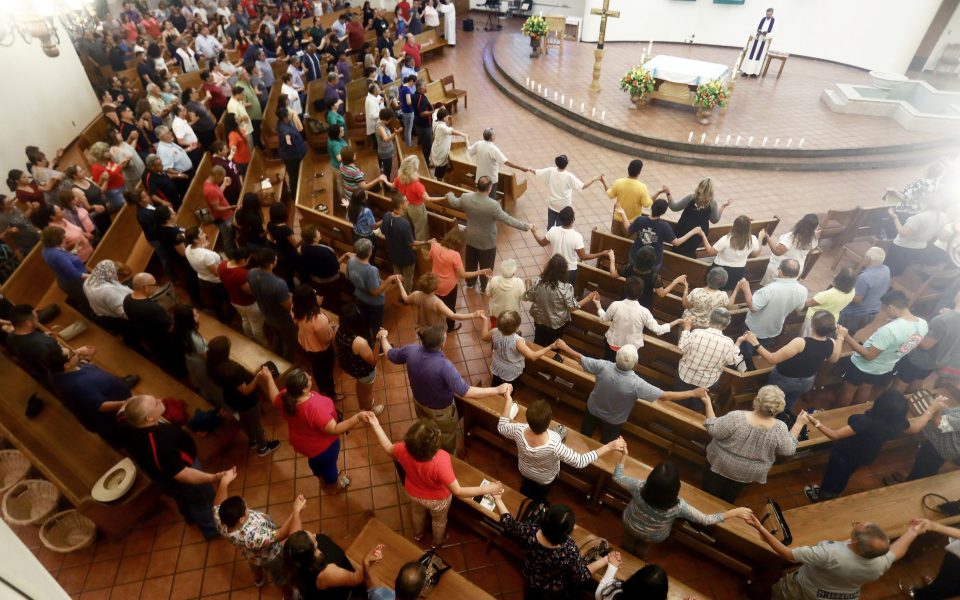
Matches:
[143,155,183,210]
[123,394,231,540]
[123,273,184,376]
[411,80,434,162]
[135,49,157,88]
[5,304,94,382]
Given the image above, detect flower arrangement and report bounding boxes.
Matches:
[694,79,730,109]
[521,15,548,39]
[619,66,655,97]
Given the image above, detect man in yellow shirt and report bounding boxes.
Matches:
[606,159,658,238]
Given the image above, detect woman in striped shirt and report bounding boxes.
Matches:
[497,393,624,501]
[613,452,752,558]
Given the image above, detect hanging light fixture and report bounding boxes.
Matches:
[0,0,97,58]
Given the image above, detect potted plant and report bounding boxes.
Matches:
[693,79,730,124]
[522,15,548,58]
[619,66,655,108]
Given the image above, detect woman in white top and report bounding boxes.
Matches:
[437,0,456,45]
[281,72,303,115]
[83,260,132,320]
[478,310,555,385]
[184,226,231,322]
[701,215,763,290]
[485,259,526,327]
[595,559,672,600]
[428,107,468,180]
[423,0,440,29]
[760,213,819,285]
[497,392,623,501]
[378,48,398,83]
[886,193,944,276]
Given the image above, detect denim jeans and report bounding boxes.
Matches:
[767,369,816,412]
[165,459,217,539]
[402,112,414,147]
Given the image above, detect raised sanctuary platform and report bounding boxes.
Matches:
[488,33,960,170]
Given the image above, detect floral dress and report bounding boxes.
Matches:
[500,513,591,596]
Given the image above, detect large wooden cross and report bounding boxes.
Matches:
[589,0,620,93]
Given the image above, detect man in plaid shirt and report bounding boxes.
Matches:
[677,308,746,394]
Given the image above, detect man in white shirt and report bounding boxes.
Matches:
[466,128,532,200]
[593,275,679,360]
[226,85,254,150]
[184,227,230,321]
[533,155,602,229]
[365,83,384,148]
[529,206,610,286]
[677,308,746,392]
[746,515,921,600]
[175,39,199,73]
[194,25,222,60]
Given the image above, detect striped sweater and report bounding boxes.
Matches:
[498,417,599,485]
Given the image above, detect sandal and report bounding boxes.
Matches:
[372,403,385,415]
[803,484,821,503]
[338,473,351,490]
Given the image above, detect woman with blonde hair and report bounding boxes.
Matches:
[399,272,482,333]
[667,177,731,258]
[700,385,807,502]
[394,155,444,243]
[701,215,763,290]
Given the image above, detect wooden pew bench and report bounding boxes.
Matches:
[661,215,780,251]
[260,82,284,153]
[448,455,723,595]
[345,516,495,599]
[455,394,774,574]
[0,354,159,541]
[392,29,449,62]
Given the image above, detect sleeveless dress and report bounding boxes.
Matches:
[295,533,357,600]
[335,330,374,379]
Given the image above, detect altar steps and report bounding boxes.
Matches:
[483,44,955,171]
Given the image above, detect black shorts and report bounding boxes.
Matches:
[839,356,892,387]
[892,355,935,383]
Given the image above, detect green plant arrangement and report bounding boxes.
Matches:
[694,79,731,109]
[521,15,548,39]
[619,66,655,97]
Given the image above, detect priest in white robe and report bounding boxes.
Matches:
[438,0,457,46]
[741,8,774,77]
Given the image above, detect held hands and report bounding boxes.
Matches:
[931,396,949,413]
[483,481,505,495]
[474,310,487,319]
[728,507,755,521]
[682,318,693,331]
[358,412,379,425]
[376,327,389,340]
[835,325,848,340]
[496,383,514,396]
[744,512,764,530]
[910,518,932,534]
[796,411,810,425]
[607,550,622,567]
[221,466,238,485]
[365,543,385,565]
[554,339,569,352]
[293,494,307,513]
[481,268,494,277]
[607,437,627,453]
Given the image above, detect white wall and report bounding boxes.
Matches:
[923,3,960,71]
[0,520,71,600]
[0,19,101,183]
[580,0,940,74]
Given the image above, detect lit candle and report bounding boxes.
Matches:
[787,138,793,148]
[538,84,542,93]
[714,135,720,145]
[569,99,574,108]
[736,135,741,145]
[688,132,694,142]
[561,94,565,103]
[700,133,706,144]
[725,134,731,145]
[580,102,585,112]
[554,92,558,101]
[748,136,754,146]
[592,107,596,117]
[774,138,780,147]
[799,138,805,148]
[526,77,529,86]
[601,111,605,120]
[648,40,653,54]
[762,137,768,147]
[544,87,548,96]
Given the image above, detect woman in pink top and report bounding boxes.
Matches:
[276,370,371,495]
[365,415,503,543]
[36,203,94,262]
[292,285,338,399]
[429,228,491,332]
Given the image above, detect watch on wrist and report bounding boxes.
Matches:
[752,343,761,351]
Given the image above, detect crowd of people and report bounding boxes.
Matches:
[1,1,960,600]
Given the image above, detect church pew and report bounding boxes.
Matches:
[241,149,287,208]
[176,153,218,240]
[455,393,774,575]
[1,243,56,309]
[391,29,449,61]
[425,79,458,114]
[76,113,111,158]
[176,69,203,94]
[660,215,780,249]
[447,141,527,208]
[260,81,284,153]
[345,517,495,599]
[448,454,727,592]
[0,354,160,541]
[588,228,770,289]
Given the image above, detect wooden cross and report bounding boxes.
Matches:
[591,0,620,51]
[589,0,620,92]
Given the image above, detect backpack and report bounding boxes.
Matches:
[517,497,550,526]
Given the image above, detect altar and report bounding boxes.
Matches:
[642,55,732,107]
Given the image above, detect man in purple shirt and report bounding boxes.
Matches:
[40,226,91,315]
[380,325,510,453]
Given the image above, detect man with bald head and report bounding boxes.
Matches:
[746,515,922,600]
[123,273,183,376]
[123,395,232,540]
[737,258,807,370]
[367,561,427,600]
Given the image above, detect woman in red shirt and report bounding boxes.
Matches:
[430,228,491,331]
[6,169,49,212]
[367,416,503,544]
[224,113,251,175]
[393,155,443,244]
[87,142,127,212]
[276,369,370,495]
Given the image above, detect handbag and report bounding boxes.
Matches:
[417,548,452,596]
[149,282,179,311]
[760,497,793,545]
[194,206,214,225]
[517,497,550,526]
[580,536,611,564]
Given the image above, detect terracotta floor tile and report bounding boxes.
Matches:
[82,559,119,592]
[199,563,234,596]
[169,569,203,600]
[175,542,209,573]
[114,553,151,585]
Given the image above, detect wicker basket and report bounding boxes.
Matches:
[0,450,30,493]
[2,479,60,526]
[39,510,96,553]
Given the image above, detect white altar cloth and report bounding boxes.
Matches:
[642,55,731,86]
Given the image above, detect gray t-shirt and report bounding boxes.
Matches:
[745,278,808,340]
[582,356,662,425]
[248,268,292,325]
[793,541,894,600]
[908,309,960,370]
[347,257,385,306]
[895,210,941,249]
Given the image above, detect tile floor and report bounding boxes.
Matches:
[12,14,956,600]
